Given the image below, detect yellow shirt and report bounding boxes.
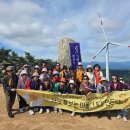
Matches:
[76,69,83,83]
[60,71,65,78]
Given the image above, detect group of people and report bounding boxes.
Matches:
[1,61,130,122]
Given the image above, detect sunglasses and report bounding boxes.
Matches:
[24,66,29,68]
[42,71,47,73]
[112,78,117,80]
[60,81,65,83]
[7,70,13,72]
[83,78,89,80]
[34,68,39,69]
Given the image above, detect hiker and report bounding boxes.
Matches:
[26,72,41,115]
[68,66,76,80]
[34,65,40,74]
[84,65,95,86]
[60,65,68,79]
[47,67,53,79]
[22,64,31,77]
[52,77,67,113]
[79,75,94,118]
[67,79,77,117]
[52,71,61,84]
[93,64,103,86]
[17,64,30,77]
[23,64,30,71]
[79,75,94,95]
[2,66,18,118]
[53,63,61,73]
[97,77,111,120]
[39,68,50,82]
[17,70,30,113]
[39,78,53,114]
[41,61,48,69]
[76,62,84,94]
[110,75,129,122]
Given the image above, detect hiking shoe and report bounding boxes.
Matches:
[80,113,85,118]
[54,110,57,113]
[46,109,50,114]
[123,116,128,122]
[71,112,75,117]
[97,114,102,118]
[8,112,14,118]
[117,115,122,119]
[29,110,34,115]
[54,108,58,113]
[59,109,63,113]
[107,115,111,120]
[34,107,39,112]
[39,108,43,114]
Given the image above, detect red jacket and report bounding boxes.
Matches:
[52,77,61,84]
[26,79,41,90]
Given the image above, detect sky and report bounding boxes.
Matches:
[0,0,130,62]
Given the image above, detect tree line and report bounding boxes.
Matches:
[0,48,56,78]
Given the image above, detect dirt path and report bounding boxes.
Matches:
[0,85,130,130]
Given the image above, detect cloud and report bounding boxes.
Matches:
[0,0,130,62]
[0,0,77,55]
[58,19,77,34]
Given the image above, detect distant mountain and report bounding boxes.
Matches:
[83,61,130,70]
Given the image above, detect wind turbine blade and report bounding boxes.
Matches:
[110,43,130,48]
[93,43,107,60]
[97,13,109,43]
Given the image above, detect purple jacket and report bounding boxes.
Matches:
[110,82,128,91]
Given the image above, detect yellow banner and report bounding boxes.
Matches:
[16,89,130,113]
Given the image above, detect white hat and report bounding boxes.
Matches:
[20,70,28,76]
[34,65,40,69]
[53,71,59,75]
[101,77,108,82]
[42,68,47,72]
[56,63,60,66]
[69,80,75,84]
[87,64,92,68]
[23,64,29,67]
[78,62,82,66]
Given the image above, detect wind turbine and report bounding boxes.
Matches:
[92,13,130,80]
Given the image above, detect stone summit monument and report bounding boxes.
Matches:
[58,38,81,68]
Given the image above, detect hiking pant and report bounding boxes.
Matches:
[18,95,28,109]
[76,81,81,95]
[5,91,16,114]
[118,109,128,117]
